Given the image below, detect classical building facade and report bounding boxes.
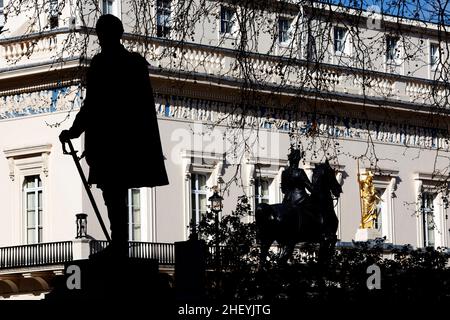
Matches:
[0,0,449,298]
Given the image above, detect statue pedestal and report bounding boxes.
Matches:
[45,257,171,302]
[175,239,206,302]
[354,228,382,241]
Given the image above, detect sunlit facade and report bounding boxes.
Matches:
[0,0,449,298]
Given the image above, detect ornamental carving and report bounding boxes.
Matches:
[0,86,81,119]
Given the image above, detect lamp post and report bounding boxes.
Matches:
[208,188,223,269]
[76,213,88,239]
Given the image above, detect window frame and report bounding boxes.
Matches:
[386,35,401,64]
[101,0,120,17]
[0,0,5,32]
[4,144,51,245]
[372,186,384,231]
[156,0,172,38]
[182,150,224,240]
[191,173,209,226]
[49,0,59,29]
[23,176,43,244]
[306,33,317,61]
[254,176,273,206]
[247,158,288,217]
[128,188,142,241]
[430,42,440,72]
[278,17,292,44]
[102,0,113,14]
[414,174,448,248]
[219,5,236,37]
[333,26,347,55]
[421,191,436,247]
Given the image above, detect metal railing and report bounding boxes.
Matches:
[87,241,325,267]
[89,240,176,265]
[0,241,73,269]
[2,240,426,270]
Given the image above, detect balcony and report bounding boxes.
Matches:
[0,240,176,271]
[0,239,448,298]
[0,240,177,298]
[0,239,439,272]
[90,240,175,265]
[0,27,448,112]
[0,241,73,270]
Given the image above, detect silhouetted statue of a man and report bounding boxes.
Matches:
[59,14,169,258]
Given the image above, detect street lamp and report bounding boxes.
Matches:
[208,188,223,268]
[209,189,223,214]
[76,213,88,239]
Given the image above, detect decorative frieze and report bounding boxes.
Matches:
[0,85,448,151]
[154,94,450,151]
[0,86,81,119]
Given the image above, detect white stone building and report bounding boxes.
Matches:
[0,0,449,298]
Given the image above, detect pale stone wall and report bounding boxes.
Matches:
[0,1,449,250]
[1,86,450,248]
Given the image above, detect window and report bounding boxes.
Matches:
[220,6,235,34]
[156,0,171,38]
[191,174,208,225]
[430,43,439,69]
[49,0,59,29]
[415,174,448,248]
[4,145,51,245]
[24,176,43,244]
[421,191,436,247]
[334,26,347,54]
[128,188,141,241]
[0,0,4,32]
[182,150,224,238]
[248,159,287,216]
[373,187,387,231]
[386,36,400,63]
[307,34,317,61]
[278,18,292,43]
[255,177,271,205]
[102,0,114,14]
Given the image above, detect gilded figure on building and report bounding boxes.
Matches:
[359,171,381,229]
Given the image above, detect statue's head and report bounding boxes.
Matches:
[288,147,302,167]
[96,14,124,50]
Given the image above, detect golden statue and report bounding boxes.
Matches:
[359,171,381,229]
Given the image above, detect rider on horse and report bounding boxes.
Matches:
[272,147,316,246]
[280,149,342,265]
[281,148,314,224]
[256,147,342,266]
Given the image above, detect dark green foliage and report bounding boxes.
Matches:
[196,195,450,303]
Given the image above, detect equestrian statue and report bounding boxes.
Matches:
[255,148,342,266]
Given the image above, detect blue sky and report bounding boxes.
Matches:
[323,0,450,24]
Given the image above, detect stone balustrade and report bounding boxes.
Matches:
[1,32,59,63]
[0,28,447,110]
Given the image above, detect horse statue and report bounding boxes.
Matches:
[255,149,342,267]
